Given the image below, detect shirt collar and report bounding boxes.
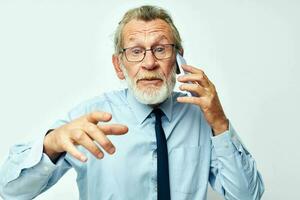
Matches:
[126,89,173,124]
[159,93,173,122]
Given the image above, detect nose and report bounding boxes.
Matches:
[141,50,157,70]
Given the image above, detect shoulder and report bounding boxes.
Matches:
[68,89,127,119]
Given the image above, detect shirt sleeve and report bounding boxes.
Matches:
[0,98,95,199]
[209,121,265,200]
[0,133,71,200]
[0,120,73,200]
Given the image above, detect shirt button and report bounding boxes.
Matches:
[152,177,157,183]
[154,186,157,192]
[44,166,49,172]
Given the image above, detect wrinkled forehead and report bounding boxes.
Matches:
[122,19,174,46]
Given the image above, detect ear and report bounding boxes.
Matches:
[112,54,125,80]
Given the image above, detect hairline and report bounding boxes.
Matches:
[122,19,175,48]
[114,6,182,55]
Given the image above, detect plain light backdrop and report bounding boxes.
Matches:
[0,0,299,199]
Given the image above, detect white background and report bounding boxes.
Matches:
[0,0,299,199]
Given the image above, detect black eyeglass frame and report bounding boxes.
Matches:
[121,44,177,62]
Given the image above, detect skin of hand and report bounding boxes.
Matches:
[177,64,229,135]
[43,111,128,162]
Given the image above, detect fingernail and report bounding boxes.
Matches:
[81,155,87,162]
[97,152,104,159]
[109,147,115,154]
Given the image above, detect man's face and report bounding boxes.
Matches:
[117,19,177,105]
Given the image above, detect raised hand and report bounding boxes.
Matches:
[177,64,228,135]
[43,111,128,162]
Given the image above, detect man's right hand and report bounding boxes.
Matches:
[43,111,128,163]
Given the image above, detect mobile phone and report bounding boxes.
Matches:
[175,53,193,97]
[176,53,187,76]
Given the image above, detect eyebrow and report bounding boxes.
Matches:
[127,35,169,45]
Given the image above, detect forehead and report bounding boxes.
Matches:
[122,19,173,44]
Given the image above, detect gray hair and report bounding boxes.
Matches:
[113,5,182,54]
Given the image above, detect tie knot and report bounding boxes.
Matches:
[153,108,164,120]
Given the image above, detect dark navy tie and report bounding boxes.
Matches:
[153,109,171,200]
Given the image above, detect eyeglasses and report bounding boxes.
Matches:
[121,44,175,62]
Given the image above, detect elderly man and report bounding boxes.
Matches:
[0,5,264,200]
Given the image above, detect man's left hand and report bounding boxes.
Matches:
[177,64,229,135]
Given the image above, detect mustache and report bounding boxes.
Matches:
[135,72,164,81]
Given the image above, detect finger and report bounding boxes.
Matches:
[177,96,205,107]
[99,124,129,135]
[86,111,112,124]
[71,129,104,159]
[62,139,88,162]
[181,64,203,74]
[179,83,206,96]
[83,123,116,155]
[177,69,209,88]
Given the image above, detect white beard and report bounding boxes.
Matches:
[121,64,176,106]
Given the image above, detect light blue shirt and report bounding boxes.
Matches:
[0,89,264,200]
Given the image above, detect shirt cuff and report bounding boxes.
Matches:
[211,121,248,157]
[22,134,47,168]
[23,132,66,169]
[4,132,65,183]
[30,153,64,176]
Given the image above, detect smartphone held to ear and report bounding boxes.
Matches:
[176,53,187,76]
[175,53,193,97]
